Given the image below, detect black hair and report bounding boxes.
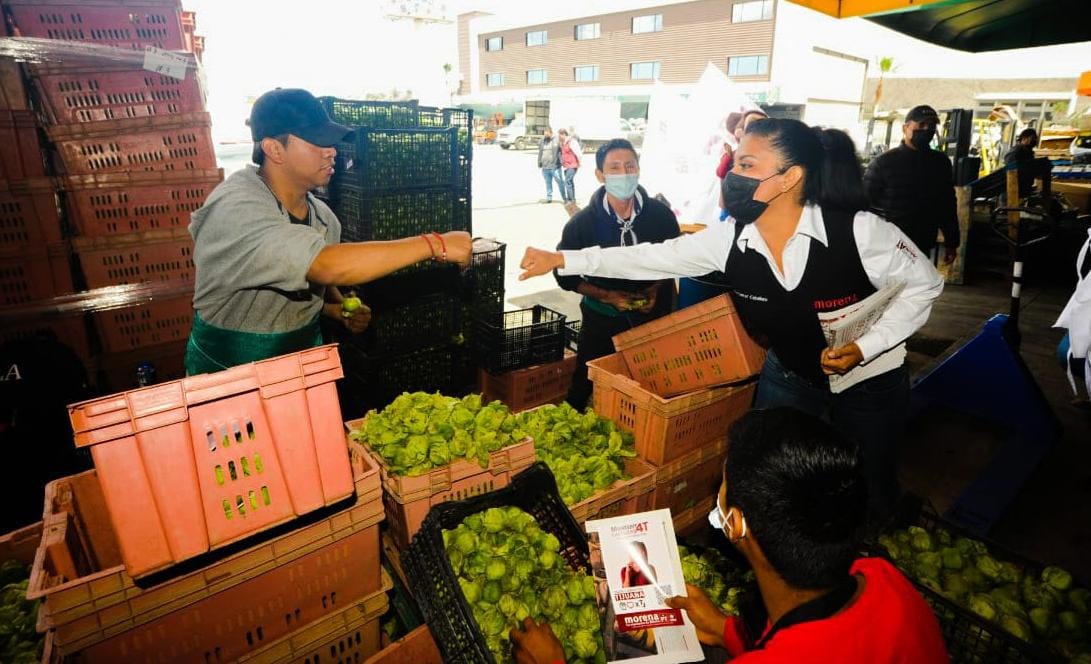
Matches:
[745,118,868,213]
[595,138,639,171]
[252,133,291,165]
[1018,128,1038,142]
[722,408,866,590]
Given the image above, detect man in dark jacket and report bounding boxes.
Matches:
[864,105,960,264]
[1005,128,1040,198]
[538,127,564,203]
[555,138,680,408]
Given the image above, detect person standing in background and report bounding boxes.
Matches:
[864,105,960,264]
[537,127,564,204]
[559,128,582,208]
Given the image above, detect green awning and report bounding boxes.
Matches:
[865,0,1091,52]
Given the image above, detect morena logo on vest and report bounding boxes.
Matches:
[813,294,860,311]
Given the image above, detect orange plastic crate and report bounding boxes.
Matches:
[237,575,390,664]
[0,242,76,306]
[478,350,577,412]
[0,57,29,111]
[348,421,536,549]
[73,226,193,288]
[47,112,217,175]
[364,625,443,664]
[673,499,715,536]
[567,456,657,524]
[0,521,42,566]
[587,352,756,466]
[31,62,204,125]
[91,293,192,353]
[0,109,46,180]
[5,0,187,51]
[611,293,766,397]
[61,169,222,236]
[65,344,354,578]
[650,436,729,517]
[0,177,63,253]
[29,440,381,653]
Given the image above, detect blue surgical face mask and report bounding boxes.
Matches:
[604,173,639,200]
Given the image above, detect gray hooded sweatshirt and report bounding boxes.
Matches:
[189,165,341,333]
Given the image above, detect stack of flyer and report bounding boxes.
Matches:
[586,510,705,663]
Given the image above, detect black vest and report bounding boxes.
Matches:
[723,207,875,385]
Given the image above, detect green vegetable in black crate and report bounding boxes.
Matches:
[879,526,1091,660]
[511,403,637,505]
[678,545,755,617]
[0,560,43,664]
[350,392,519,476]
[444,506,605,663]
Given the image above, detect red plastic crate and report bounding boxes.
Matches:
[0,56,30,111]
[5,0,187,51]
[587,352,756,466]
[478,350,577,412]
[0,312,92,364]
[0,242,76,306]
[0,521,42,566]
[30,61,204,125]
[73,226,193,287]
[0,109,46,179]
[567,456,657,524]
[0,176,63,253]
[28,440,382,654]
[65,344,354,578]
[364,625,444,664]
[47,111,216,175]
[91,292,192,353]
[612,293,767,397]
[62,169,221,236]
[650,436,729,516]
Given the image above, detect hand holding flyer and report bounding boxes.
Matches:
[818,281,907,394]
[585,510,704,663]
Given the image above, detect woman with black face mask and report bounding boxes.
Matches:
[518,118,944,525]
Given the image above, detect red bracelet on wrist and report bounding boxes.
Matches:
[431,231,447,262]
[420,233,437,260]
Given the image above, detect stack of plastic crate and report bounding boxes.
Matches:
[1,0,223,390]
[320,97,490,416]
[28,346,392,663]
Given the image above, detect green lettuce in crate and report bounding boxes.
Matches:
[444,506,605,663]
[511,403,637,506]
[349,392,519,476]
[0,560,42,664]
[678,545,754,617]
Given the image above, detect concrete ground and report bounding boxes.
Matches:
[470,143,1091,580]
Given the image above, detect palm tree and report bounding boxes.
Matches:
[873,57,895,113]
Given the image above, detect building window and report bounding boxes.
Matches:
[732,0,774,23]
[630,61,661,80]
[486,73,504,87]
[526,30,548,46]
[728,55,769,76]
[527,69,548,85]
[574,65,600,82]
[575,22,600,40]
[485,36,503,51]
[632,14,663,34]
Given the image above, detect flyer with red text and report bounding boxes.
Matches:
[585,509,704,663]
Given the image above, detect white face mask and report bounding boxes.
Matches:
[708,503,748,540]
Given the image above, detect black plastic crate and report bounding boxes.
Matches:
[565,320,581,353]
[337,127,460,192]
[402,462,590,664]
[460,238,505,316]
[366,290,462,355]
[330,181,471,242]
[475,305,566,373]
[871,497,1061,664]
[338,340,463,410]
[419,105,473,186]
[318,96,420,128]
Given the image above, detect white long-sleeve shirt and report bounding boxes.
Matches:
[559,204,944,364]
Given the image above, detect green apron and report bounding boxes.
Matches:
[185,311,322,375]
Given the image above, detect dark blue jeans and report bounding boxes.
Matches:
[541,167,564,200]
[754,351,909,525]
[563,167,577,203]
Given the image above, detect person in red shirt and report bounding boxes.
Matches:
[668,407,949,663]
[510,408,949,664]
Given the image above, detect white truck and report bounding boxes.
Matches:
[496,97,626,153]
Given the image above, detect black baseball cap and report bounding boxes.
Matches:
[905,105,939,123]
[249,88,354,147]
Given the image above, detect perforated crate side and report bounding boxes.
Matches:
[31,63,204,125]
[73,228,194,287]
[0,242,76,306]
[91,293,193,353]
[61,169,223,236]
[366,291,461,355]
[0,177,63,254]
[318,96,420,128]
[331,182,470,243]
[340,127,460,192]
[0,109,47,180]
[474,305,566,373]
[48,113,217,176]
[5,0,188,51]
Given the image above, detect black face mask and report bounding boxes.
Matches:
[722,170,785,226]
[910,129,935,150]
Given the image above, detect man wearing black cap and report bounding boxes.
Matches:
[185,88,471,374]
[864,105,960,264]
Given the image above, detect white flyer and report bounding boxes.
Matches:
[818,281,906,394]
[585,510,704,664]
[142,46,189,80]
